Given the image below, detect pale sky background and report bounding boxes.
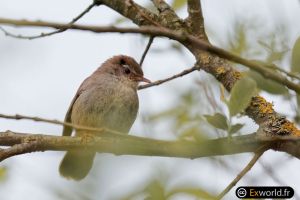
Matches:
[1,0,300,200]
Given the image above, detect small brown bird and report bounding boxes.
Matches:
[59,55,150,180]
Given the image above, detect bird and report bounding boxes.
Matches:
[59,55,150,180]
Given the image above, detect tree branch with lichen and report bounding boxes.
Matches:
[186,0,207,39]
[1,14,300,137]
[1,128,300,162]
[1,114,300,162]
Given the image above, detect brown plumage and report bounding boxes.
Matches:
[59,55,150,180]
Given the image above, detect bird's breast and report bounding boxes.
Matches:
[71,80,139,134]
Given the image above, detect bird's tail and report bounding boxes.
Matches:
[59,150,95,180]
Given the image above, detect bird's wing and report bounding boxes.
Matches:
[62,71,101,136]
[62,92,81,136]
[62,76,92,136]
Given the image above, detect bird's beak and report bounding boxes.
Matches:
[133,74,151,83]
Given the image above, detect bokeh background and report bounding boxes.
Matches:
[1,0,300,199]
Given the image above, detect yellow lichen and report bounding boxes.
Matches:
[294,130,300,136]
[216,66,226,75]
[255,96,274,115]
[199,54,210,65]
[233,71,242,80]
[282,121,300,136]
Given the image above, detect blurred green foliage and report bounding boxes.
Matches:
[122,175,216,200]
[171,0,186,10]
[228,77,257,116]
[0,166,7,182]
[247,69,288,95]
[291,37,300,73]
[204,113,228,131]
[148,88,210,141]
[292,36,300,123]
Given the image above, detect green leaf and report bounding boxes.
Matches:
[204,113,228,130]
[292,37,300,73]
[172,0,186,10]
[229,123,244,134]
[228,22,247,55]
[258,38,289,63]
[266,50,288,63]
[145,180,165,200]
[229,77,257,116]
[248,70,288,95]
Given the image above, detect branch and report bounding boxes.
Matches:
[128,0,162,27]
[139,36,155,66]
[0,113,122,135]
[151,0,181,26]
[0,113,264,160]
[0,142,39,161]
[95,0,160,27]
[100,0,185,30]
[187,0,207,39]
[2,130,300,163]
[217,149,265,199]
[0,19,299,94]
[1,113,300,162]
[269,63,300,81]
[0,2,96,40]
[138,64,200,90]
[0,131,265,162]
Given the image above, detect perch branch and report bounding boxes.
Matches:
[0,113,300,163]
[1,130,300,163]
[0,131,268,162]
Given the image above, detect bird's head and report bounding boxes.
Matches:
[99,55,151,88]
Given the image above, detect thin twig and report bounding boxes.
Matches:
[138,64,200,90]
[217,149,266,200]
[268,63,300,81]
[0,113,123,135]
[0,2,96,40]
[0,142,38,162]
[140,36,154,66]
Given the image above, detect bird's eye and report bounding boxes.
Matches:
[124,67,131,74]
[120,58,126,65]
